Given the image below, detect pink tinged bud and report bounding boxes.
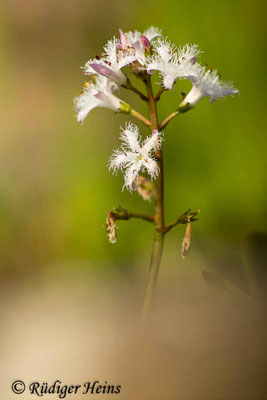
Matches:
[90,63,118,80]
[133,40,141,51]
[119,28,126,49]
[190,56,197,64]
[141,35,151,51]
[135,176,155,201]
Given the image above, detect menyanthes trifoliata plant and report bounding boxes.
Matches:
[74,27,239,325]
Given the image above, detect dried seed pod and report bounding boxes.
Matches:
[105,211,117,244]
[181,222,191,259]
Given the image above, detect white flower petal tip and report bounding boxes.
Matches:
[143,26,162,41]
[109,122,162,191]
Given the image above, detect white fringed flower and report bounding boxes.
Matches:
[178,68,239,110]
[147,39,202,89]
[109,122,162,191]
[74,75,129,123]
[84,38,136,86]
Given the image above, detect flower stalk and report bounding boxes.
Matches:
[107,206,154,223]
[123,77,148,101]
[160,110,180,130]
[129,109,151,127]
[141,75,165,326]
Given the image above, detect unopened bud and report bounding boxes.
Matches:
[135,176,155,201]
[141,35,151,52]
[90,63,118,81]
[119,28,126,49]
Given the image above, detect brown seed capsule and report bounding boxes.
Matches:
[181,222,191,259]
[105,211,117,244]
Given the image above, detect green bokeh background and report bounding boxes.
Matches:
[0,0,266,277]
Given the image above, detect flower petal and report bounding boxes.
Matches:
[90,63,119,80]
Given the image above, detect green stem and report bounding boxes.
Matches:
[128,85,148,101]
[130,109,151,127]
[161,209,200,233]
[123,77,148,101]
[155,87,165,102]
[109,208,154,223]
[160,111,180,130]
[141,230,164,324]
[141,76,165,327]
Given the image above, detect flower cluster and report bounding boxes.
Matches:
[74,26,238,123]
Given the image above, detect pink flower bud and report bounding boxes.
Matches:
[141,35,151,52]
[119,28,126,49]
[90,63,118,80]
